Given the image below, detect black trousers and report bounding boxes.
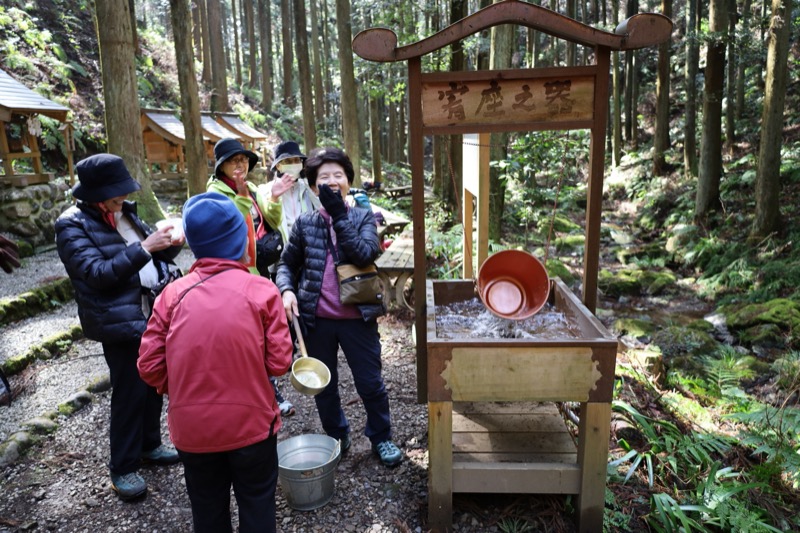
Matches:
[102,340,164,475]
[178,436,278,533]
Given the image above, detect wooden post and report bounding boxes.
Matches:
[409,57,428,403]
[581,47,611,313]
[428,401,453,532]
[576,401,612,532]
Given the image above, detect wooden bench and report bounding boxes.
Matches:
[384,185,413,198]
[372,206,410,240]
[375,235,414,310]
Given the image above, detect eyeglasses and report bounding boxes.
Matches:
[226,156,249,167]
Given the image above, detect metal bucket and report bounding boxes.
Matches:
[277,434,341,511]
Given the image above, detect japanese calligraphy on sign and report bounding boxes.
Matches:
[423,74,594,130]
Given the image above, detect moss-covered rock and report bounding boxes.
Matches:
[721,298,800,347]
[57,390,93,416]
[724,299,800,331]
[0,325,82,377]
[651,325,721,374]
[554,234,586,251]
[612,317,657,339]
[599,269,641,297]
[0,277,74,326]
[738,323,786,349]
[598,267,677,298]
[615,243,670,266]
[545,259,576,286]
[540,215,581,234]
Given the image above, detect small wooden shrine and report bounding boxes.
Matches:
[0,69,73,187]
[353,1,672,531]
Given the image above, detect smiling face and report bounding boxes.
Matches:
[312,162,351,198]
[221,154,250,180]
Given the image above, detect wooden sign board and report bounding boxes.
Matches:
[420,68,596,134]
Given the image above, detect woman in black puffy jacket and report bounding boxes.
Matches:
[276,147,403,468]
[55,154,183,501]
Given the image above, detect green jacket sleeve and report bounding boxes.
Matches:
[252,182,283,230]
[206,177,253,219]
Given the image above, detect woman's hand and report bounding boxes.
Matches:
[141,227,175,253]
[282,290,298,322]
[270,172,294,201]
[318,184,347,220]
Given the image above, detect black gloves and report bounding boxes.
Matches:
[318,184,347,220]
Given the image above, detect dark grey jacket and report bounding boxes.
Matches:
[55,201,181,343]
[276,206,385,329]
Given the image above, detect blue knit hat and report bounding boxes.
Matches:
[182,192,248,261]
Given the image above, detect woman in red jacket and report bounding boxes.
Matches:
[138,192,293,533]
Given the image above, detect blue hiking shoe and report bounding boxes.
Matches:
[110,472,147,501]
[141,444,180,465]
[372,440,402,467]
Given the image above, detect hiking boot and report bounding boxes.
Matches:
[372,440,402,467]
[279,400,296,417]
[141,444,180,465]
[340,434,351,455]
[110,472,147,501]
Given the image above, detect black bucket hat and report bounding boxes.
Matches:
[270,141,306,171]
[72,154,141,203]
[213,138,259,178]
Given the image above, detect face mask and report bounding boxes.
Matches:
[279,163,303,178]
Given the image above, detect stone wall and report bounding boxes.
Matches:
[0,180,72,251]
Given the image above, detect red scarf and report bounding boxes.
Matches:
[94,203,116,229]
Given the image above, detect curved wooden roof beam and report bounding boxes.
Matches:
[353,0,672,63]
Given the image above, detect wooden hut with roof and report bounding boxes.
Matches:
[214,112,270,165]
[141,108,196,177]
[0,69,72,187]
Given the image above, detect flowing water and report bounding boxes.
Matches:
[434,298,581,339]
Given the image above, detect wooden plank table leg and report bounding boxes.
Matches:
[378,272,392,307]
[428,401,453,532]
[395,272,412,310]
[576,402,611,533]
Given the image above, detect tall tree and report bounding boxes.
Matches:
[294,0,316,150]
[734,0,753,120]
[695,0,728,222]
[624,0,639,143]
[488,0,512,241]
[652,0,672,175]
[198,0,212,83]
[258,0,274,111]
[94,0,162,221]
[724,0,737,153]
[207,0,229,111]
[244,0,259,88]
[191,1,202,60]
[684,0,699,178]
[335,0,360,181]
[281,0,295,107]
[169,0,207,197]
[232,0,243,86]
[611,0,622,167]
[446,0,467,211]
[752,0,794,238]
[309,0,325,128]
